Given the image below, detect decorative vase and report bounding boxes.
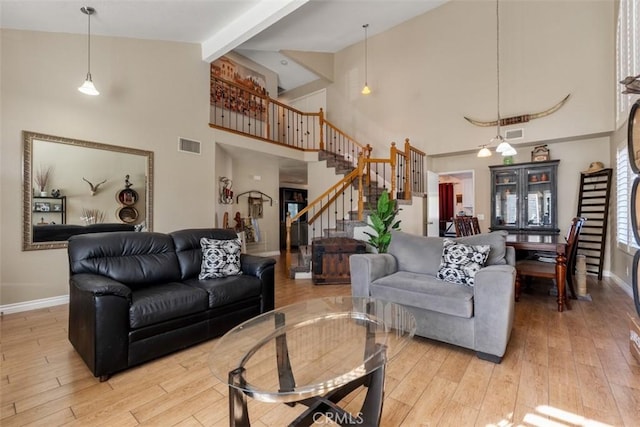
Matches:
[39,191,47,197]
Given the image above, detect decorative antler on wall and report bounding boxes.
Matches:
[464,94,571,127]
[83,177,107,196]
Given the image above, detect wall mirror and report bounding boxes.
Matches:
[23,131,154,251]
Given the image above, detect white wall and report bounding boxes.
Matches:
[231,153,280,255]
[326,0,615,156]
[0,29,286,305]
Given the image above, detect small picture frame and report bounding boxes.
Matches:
[52,203,62,212]
[531,145,550,162]
[34,202,50,212]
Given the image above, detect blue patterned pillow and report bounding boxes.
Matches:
[437,238,490,286]
[199,237,242,279]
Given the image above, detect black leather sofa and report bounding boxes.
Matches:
[67,228,276,381]
[34,223,135,242]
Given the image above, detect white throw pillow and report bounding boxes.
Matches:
[199,237,242,279]
[437,238,490,286]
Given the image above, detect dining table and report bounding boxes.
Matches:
[505,233,571,312]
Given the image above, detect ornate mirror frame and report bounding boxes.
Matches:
[22,131,154,251]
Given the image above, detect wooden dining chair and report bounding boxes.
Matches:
[471,216,481,234]
[514,217,586,302]
[454,216,474,237]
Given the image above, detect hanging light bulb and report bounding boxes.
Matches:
[78,6,99,96]
[361,24,371,95]
[478,145,492,157]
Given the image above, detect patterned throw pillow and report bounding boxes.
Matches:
[199,237,242,280]
[437,238,490,286]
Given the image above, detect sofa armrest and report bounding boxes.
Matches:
[70,273,132,300]
[473,264,516,359]
[240,254,276,312]
[505,246,515,267]
[240,254,276,277]
[68,273,131,379]
[349,254,397,297]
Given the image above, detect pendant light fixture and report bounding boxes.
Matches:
[478,145,492,157]
[478,0,516,157]
[78,6,99,96]
[361,24,371,95]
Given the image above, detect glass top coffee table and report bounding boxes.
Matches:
[209,296,416,426]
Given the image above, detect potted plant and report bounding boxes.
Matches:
[364,189,401,253]
[34,165,51,197]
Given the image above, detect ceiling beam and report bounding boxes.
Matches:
[201,0,308,63]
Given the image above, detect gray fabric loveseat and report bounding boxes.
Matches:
[350,230,516,363]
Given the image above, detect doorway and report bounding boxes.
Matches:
[438,170,475,237]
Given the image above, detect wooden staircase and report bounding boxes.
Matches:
[209,75,426,272]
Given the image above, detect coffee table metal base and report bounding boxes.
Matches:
[228,358,385,427]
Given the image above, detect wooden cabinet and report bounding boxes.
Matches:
[312,237,366,284]
[489,160,560,234]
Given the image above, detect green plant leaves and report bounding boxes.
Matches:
[365,189,401,253]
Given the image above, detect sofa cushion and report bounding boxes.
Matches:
[199,237,242,279]
[437,239,490,286]
[183,275,262,308]
[386,231,508,276]
[388,231,445,276]
[68,231,181,287]
[129,283,208,329]
[370,271,474,318]
[455,230,508,266]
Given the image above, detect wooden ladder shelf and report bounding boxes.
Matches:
[576,168,612,279]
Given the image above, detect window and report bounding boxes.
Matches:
[617,143,639,252]
[616,0,640,125]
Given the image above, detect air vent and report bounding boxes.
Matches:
[178,137,201,154]
[505,128,524,140]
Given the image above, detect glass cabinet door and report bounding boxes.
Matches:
[490,160,559,234]
[524,166,554,229]
[493,169,520,230]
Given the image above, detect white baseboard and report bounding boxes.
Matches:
[609,273,634,298]
[1,295,69,315]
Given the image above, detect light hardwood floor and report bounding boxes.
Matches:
[2,257,639,426]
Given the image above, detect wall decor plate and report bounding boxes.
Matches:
[632,250,640,316]
[116,206,139,223]
[627,100,640,174]
[116,188,139,206]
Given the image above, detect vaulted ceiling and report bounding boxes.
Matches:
[1,0,447,92]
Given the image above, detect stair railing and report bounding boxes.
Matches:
[210,75,426,269]
[211,76,373,163]
[285,167,361,271]
[391,138,426,200]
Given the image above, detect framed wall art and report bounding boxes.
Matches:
[627,100,640,174]
[531,145,550,162]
